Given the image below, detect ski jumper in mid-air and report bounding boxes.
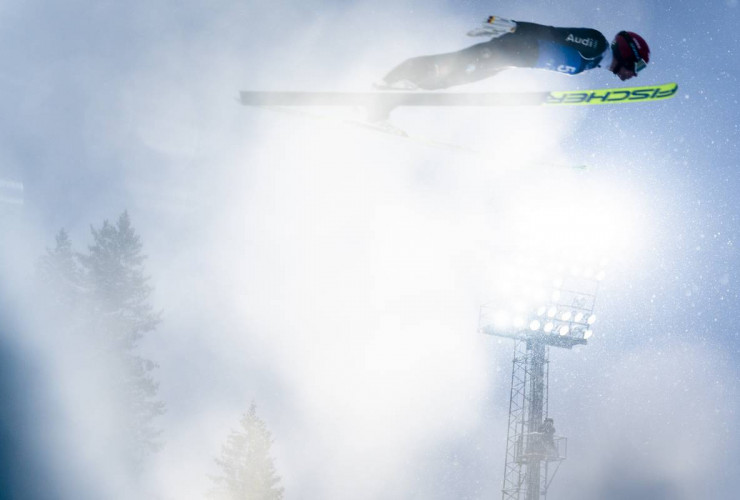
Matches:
[377,16,651,90]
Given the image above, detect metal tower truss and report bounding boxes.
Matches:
[481,270,601,500]
[501,339,566,500]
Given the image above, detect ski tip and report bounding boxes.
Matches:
[545,82,679,105]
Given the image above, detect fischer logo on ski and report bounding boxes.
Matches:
[545,83,678,105]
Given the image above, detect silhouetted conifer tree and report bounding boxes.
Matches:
[209,403,284,500]
[37,229,83,312]
[79,212,165,464]
[38,212,165,470]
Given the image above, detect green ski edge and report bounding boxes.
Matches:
[545,82,678,106]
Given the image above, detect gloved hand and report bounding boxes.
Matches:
[467,16,517,37]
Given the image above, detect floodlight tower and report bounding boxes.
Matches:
[480,268,602,500]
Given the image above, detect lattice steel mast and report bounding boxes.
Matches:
[481,271,601,499]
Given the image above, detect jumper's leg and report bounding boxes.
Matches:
[379,34,537,90]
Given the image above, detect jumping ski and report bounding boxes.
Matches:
[246,105,589,171]
[240,82,678,120]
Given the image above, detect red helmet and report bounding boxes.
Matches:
[612,31,650,72]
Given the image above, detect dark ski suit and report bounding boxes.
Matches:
[383,22,610,90]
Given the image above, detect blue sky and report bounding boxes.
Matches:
[2,1,740,499]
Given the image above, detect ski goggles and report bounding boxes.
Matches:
[633,57,647,74]
[618,31,647,74]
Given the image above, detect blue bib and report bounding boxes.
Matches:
[533,41,601,74]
